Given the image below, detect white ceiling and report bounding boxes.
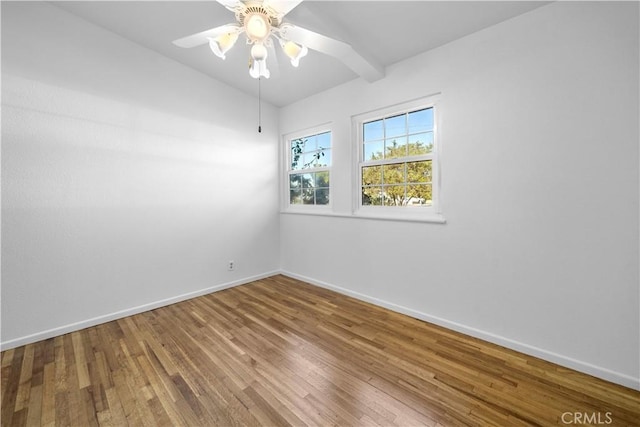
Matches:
[53,1,548,107]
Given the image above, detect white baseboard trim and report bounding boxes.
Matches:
[280,270,640,391]
[0,270,280,351]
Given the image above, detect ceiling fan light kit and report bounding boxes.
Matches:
[176,1,313,80]
[174,0,385,85]
[172,0,385,132]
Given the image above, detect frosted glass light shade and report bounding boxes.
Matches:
[249,58,270,79]
[281,40,308,67]
[251,43,268,61]
[208,32,239,60]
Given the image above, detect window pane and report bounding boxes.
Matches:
[362,165,382,186]
[362,187,383,205]
[303,152,322,168]
[290,173,303,189]
[408,132,433,155]
[301,173,314,188]
[383,163,405,185]
[290,188,302,204]
[315,188,330,205]
[383,185,405,206]
[385,114,406,138]
[408,108,433,134]
[291,140,305,170]
[364,120,383,142]
[364,141,384,161]
[316,171,330,187]
[304,136,318,151]
[291,138,306,151]
[407,184,432,206]
[302,188,315,204]
[385,137,407,159]
[407,160,432,183]
[317,148,331,167]
[316,132,331,150]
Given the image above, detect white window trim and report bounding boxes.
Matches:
[281,123,333,213]
[352,94,445,223]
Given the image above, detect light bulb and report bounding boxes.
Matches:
[244,13,270,42]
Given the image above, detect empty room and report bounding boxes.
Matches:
[1,0,639,425]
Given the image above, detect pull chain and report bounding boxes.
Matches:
[258,76,262,133]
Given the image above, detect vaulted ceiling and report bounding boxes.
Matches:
[54,1,548,107]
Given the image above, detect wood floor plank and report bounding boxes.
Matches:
[2,274,639,426]
[2,346,24,426]
[40,362,56,426]
[13,344,35,413]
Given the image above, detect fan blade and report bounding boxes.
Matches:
[281,25,384,82]
[173,24,240,49]
[265,0,303,16]
[215,0,243,11]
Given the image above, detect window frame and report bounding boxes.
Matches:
[352,95,444,223]
[282,123,333,212]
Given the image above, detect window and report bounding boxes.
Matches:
[285,127,332,207]
[354,95,442,221]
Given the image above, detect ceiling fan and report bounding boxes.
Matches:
[173,0,383,81]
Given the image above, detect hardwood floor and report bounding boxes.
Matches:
[2,275,639,426]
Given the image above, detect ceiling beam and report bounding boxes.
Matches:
[285,2,384,83]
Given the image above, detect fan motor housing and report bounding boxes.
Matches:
[236,3,281,28]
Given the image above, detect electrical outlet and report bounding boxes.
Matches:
[228,260,235,271]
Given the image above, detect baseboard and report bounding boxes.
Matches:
[0,270,280,351]
[5,269,638,391]
[280,270,640,391]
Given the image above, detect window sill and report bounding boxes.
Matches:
[353,211,446,224]
[280,209,446,224]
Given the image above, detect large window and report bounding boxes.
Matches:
[354,96,441,221]
[285,127,332,207]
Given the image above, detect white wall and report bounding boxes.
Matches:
[1,2,280,347]
[279,2,639,389]
[2,0,638,391]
